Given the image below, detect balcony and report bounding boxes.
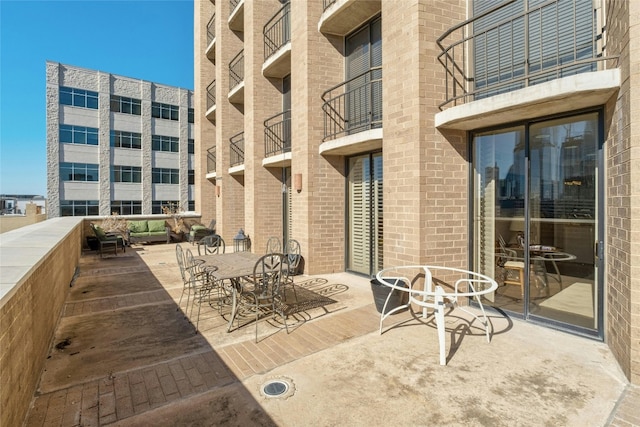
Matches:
[205,13,216,62]
[228,0,244,32]
[435,0,620,130]
[318,0,380,36]
[262,2,291,79]
[206,80,216,121]
[229,131,244,174]
[228,50,244,104]
[3,220,633,426]
[263,110,291,167]
[320,66,382,155]
[206,145,216,180]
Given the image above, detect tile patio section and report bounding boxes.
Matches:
[22,244,640,426]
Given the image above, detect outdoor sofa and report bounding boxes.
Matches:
[127,219,171,244]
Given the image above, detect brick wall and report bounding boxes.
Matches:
[0,218,82,427]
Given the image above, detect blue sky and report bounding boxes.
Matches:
[0,0,194,196]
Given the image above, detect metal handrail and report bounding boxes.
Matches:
[263,2,290,61]
[323,0,336,11]
[207,13,216,45]
[230,131,244,167]
[207,146,216,173]
[207,80,216,111]
[264,110,291,157]
[436,0,618,110]
[229,50,244,90]
[230,0,240,17]
[321,67,382,142]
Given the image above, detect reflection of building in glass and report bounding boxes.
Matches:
[560,132,595,218]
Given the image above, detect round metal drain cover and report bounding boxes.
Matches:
[260,377,295,399]
[263,380,288,397]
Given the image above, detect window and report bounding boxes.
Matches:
[111,165,142,183]
[188,139,195,154]
[152,102,179,121]
[110,95,141,115]
[60,125,99,145]
[188,108,195,123]
[60,162,99,182]
[188,169,195,185]
[188,201,195,211]
[152,200,179,214]
[152,135,179,152]
[59,86,98,109]
[110,130,142,149]
[152,168,179,184]
[111,200,142,215]
[60,200,99,216]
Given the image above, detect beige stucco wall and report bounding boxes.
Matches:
[0,203,47,234]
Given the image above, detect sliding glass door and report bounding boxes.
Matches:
[473,112,602,335]
[347,152,383,276]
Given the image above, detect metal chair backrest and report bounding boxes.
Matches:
[251,253,287,297]
[198,234,225,255]
[176,243,187,283]
[284,239,301,273]
[265,236,282,254]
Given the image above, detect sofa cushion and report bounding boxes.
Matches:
[148,220,166,233]
[94,226,107,240]
[190,225,206,233]
[128,220,148,233]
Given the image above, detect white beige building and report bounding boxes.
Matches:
[196,0,640,382]
[46,61,195,217]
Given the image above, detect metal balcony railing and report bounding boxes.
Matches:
[264,2,290,61]
[207,146,216,173]
[323,0,336,11]
[230,132,244,167]
[207,13,216,45]
[230,0,240,16]
[437,0,618,110]
[229,50,244,90]
[321,67,382,142]
[207,80,216,111]
[264,110,291,157]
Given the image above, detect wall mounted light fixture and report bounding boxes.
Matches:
[294,173,302,193]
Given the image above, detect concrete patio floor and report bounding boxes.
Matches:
[23,243,640,426]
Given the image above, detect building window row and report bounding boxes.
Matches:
[152,200,179,214]
[111,165,142,183]
[188,108,195,124]
[188,139,195,154]
[152,102,179,121]
[60,86,98,109]
[60,162,99,182]
[152,135,179,153]
[111,95,142,115]
[111,130,142,149]
[111,200,142,215]
[188,169,195,185]
[60,124,99,145]
[60,200,99,216]
[152,168,179,184]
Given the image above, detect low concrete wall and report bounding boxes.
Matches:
[0,217,83,427]
[0,203,48,234]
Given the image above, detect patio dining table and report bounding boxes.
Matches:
[194,251,262,332]
[376,265,498,365]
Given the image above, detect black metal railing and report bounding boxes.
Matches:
[321,67,382,142]
[230,0,241,17]
[230,132,244,167]
[323,0,336,11]
[264,110,291,157]
[437,0,618,110]
[207,13,216,45]
[207,80,216,111]
[229,50,244,90]
[207,146,216,173]
[264,2,290,61]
